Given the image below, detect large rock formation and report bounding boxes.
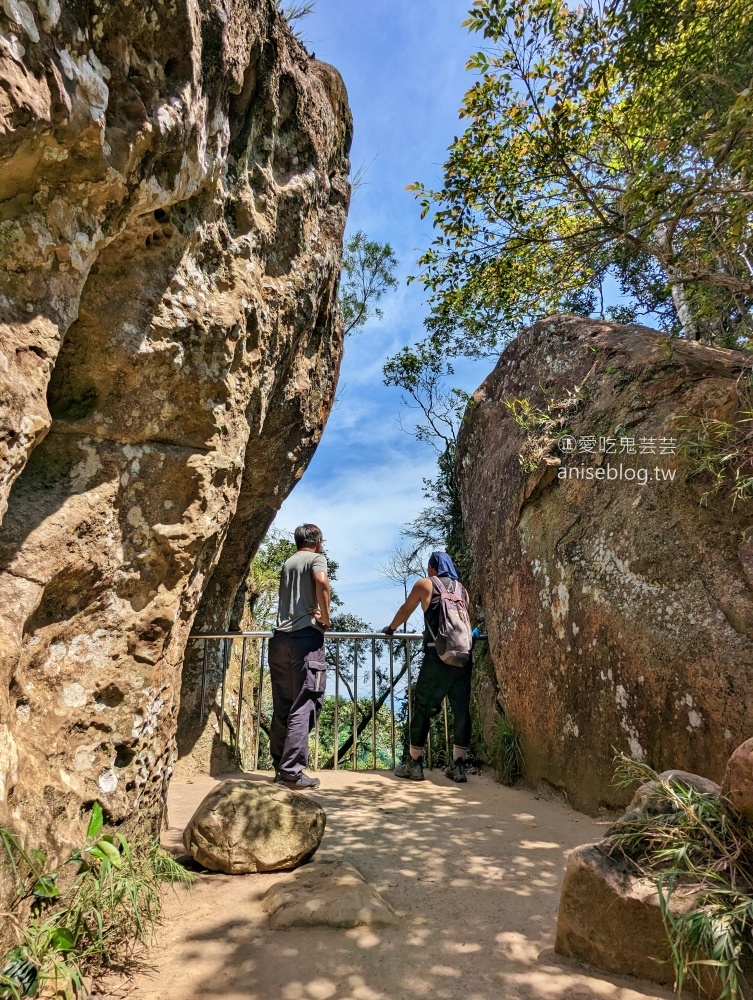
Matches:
[458,316,753,812]
[0,0,351,866]
[722,738,753,824]
[555,761,749,997]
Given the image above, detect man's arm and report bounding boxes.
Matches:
[313,570,331,630]
[382,578,432,634]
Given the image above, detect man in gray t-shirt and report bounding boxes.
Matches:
[276,548,329,633]
[268,523,331,790]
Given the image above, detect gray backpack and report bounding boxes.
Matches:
[427,577,473,667]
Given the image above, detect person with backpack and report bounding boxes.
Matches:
[381,551,473,783]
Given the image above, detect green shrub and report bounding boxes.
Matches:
[677,411,753,510]
[0,805,194,998]
[505,386,587,473]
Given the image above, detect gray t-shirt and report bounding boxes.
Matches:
[276,550,328,632]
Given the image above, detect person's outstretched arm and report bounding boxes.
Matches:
[381,578,432,634]
[313,569,331,630]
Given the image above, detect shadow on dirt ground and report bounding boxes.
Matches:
[122,770,675,1000]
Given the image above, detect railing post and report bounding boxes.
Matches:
[237,637,247,761]
[334,639,339,770]
[389,639,396,769]
[406,637,413,731]
[371,638,377,770]
[353,639,358,772]
[199,639,208,723]
[443,696,450,765]
[254,637,265,771]
[219,637,228,745]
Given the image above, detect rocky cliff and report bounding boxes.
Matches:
[458,316,753,813]
[0,0,351,863]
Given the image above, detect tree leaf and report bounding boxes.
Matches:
[31,874,60,900]
[86,802,104,840]
[94,838,122,868]
[49,928,76,953]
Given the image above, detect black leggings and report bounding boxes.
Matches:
[410,648,472,750]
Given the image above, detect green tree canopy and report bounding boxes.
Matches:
[409,0,753,349]
[339,230,399,337]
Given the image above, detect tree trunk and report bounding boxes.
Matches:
[670,277,700,340]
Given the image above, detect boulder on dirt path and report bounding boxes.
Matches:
[722,739,753,824]
[262,857,399,929]
[183,779,326,874]
[555,842,700,992]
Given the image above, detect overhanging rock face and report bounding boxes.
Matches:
[0,0,351,861]
[457,316,753,813]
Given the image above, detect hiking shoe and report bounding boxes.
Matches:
[444,757,468,783]
[275,772,320,790]
[395,757,425,781]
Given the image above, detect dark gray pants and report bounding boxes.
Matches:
[268,626,325,780]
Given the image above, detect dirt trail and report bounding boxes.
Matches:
[124,770,673,1000]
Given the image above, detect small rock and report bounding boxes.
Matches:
[262,857,399,929]
[610,769,721,831]
[555,843,704,991]
[183,779,325,874]
[722,738,753,823]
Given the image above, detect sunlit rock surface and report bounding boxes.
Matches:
[0,0,351,861]
[183,779,326,874]
[458,316,753,813]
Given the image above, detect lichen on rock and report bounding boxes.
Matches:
[0,0,351,866]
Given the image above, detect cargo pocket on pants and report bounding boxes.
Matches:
[303,647,327,695]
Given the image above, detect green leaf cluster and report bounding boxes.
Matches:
[676,375,753,510]
[411,0,753,351]
[339,230,399,337]
[490,715,524,785]
[277,1,315,43]
[0,806,194,998]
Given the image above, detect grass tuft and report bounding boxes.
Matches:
[490,716,523,785]
[278,1,315,41]
[603,753,753,1000]
[0,811,194,999]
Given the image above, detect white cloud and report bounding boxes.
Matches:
[265,0,484,628]
[275,449,435,625]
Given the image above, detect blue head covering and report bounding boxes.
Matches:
[428,551,459,580]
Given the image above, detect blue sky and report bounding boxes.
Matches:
[275,1,490,629]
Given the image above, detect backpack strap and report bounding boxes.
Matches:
[426,577,442,642]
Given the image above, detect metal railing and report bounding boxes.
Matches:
[188,630,442,771]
